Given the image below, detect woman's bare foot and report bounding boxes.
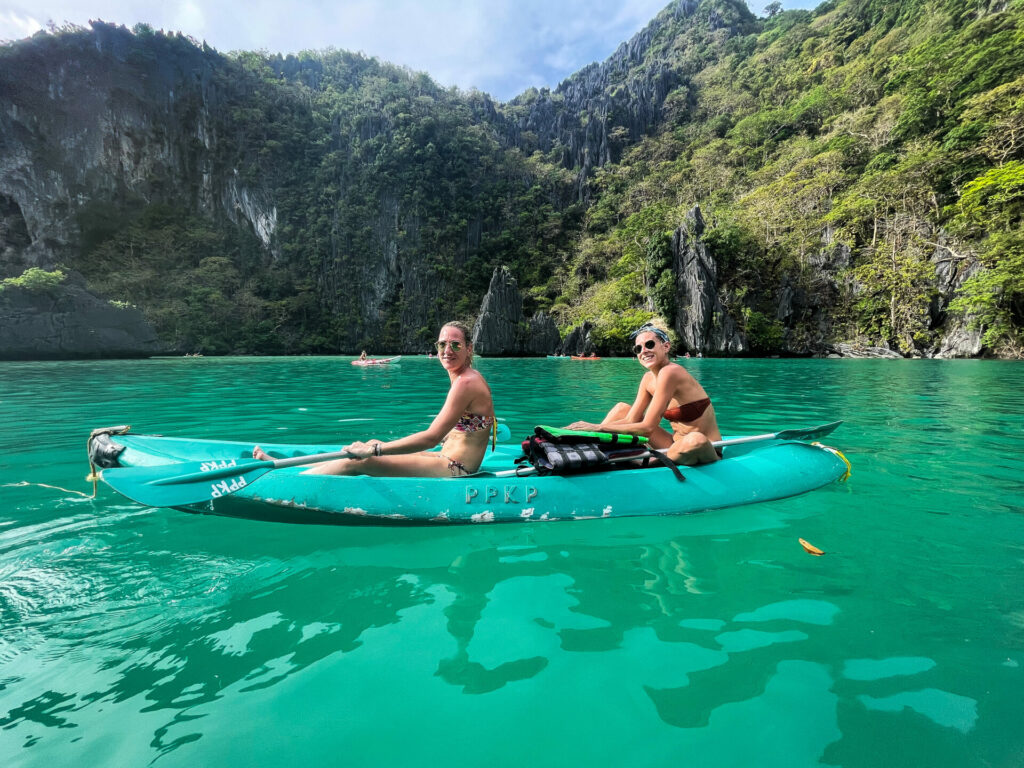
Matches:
[253,446,271,460]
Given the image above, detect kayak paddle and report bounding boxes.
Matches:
[712,420,842,447]
[100,449,353,508]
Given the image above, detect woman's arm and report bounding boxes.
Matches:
[568,373,659,436]
[350,375,479,457]
[617,380,654,425]
[594,368,680,437]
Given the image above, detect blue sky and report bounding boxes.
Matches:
[0,0,823,101]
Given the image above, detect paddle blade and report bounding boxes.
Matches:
[101,460,274,508]
[775,420,843,442]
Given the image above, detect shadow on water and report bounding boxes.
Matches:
[0,479,919,768]
[0,495,851,758]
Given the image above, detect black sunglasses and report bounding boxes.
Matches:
[435,340,463,352]
[633,339,658,355]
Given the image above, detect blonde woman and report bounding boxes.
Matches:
[568,324,721,466]
[254,322,494,477]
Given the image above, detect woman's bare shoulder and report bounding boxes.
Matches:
[654,362,687,381]
[453,368,490,397]
[637,370,663,398]
[663,361,695,381]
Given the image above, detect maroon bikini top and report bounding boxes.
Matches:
[663,397,711,423]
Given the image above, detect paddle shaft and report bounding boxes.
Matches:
[712,432,780,447]
[100,449,357,508]
[150,449,354,486]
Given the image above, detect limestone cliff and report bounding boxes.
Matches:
[0,274,163,359]
[502,0,755,185]
[0,24,279,274]
[671,206,746,354]
[931,243,984,359]
[0,2,1004,360]
[472,266,523,355]
[472,266,560,356]
[0,24,483,356]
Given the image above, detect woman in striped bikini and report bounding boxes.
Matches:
[567,324,722,466]
[253,321,495,477]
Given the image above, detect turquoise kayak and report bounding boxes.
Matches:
[88,427,851,525]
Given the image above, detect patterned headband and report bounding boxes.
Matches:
[629,324,669,342]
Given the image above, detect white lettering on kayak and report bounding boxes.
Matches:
[465,485,540,504]
[200,459,237,472]
[210,476,247,497]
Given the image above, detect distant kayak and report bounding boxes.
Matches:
[351,355,402,367]
[571,355,600,360]
[546,355,570,359]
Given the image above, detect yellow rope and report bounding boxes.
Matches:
[813,442,852,481]
[3,481,92,498]
[86,425,132,498]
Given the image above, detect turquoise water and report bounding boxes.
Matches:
[1,356,1023,767]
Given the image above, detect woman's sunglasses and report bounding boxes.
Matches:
[435,340,463,352]
[633,339,658,355]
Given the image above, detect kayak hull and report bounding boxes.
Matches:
[89,431,849,525]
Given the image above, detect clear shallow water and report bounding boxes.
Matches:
[1,356,1023,767]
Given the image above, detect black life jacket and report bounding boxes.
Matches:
[516,428,684,481]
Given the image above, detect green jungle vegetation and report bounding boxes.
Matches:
[4,0,1023,356]
[0,267,66,294]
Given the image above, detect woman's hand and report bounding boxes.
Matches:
[566,421,602,432]
[343,440,380,459]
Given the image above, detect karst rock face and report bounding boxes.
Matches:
[0,275,164,359]
[0,26,280,274]
[472,266,560,356]
[503,0,752,190]
[1,25,278,357]
[472,266,524,356]
[559,322,595,357]
[671,205,746,355]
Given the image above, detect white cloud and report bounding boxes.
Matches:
[170,1,206,40]
[0,9,45,40]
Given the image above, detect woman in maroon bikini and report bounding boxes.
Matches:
[253,321,495,477]
[567,324,722,466]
